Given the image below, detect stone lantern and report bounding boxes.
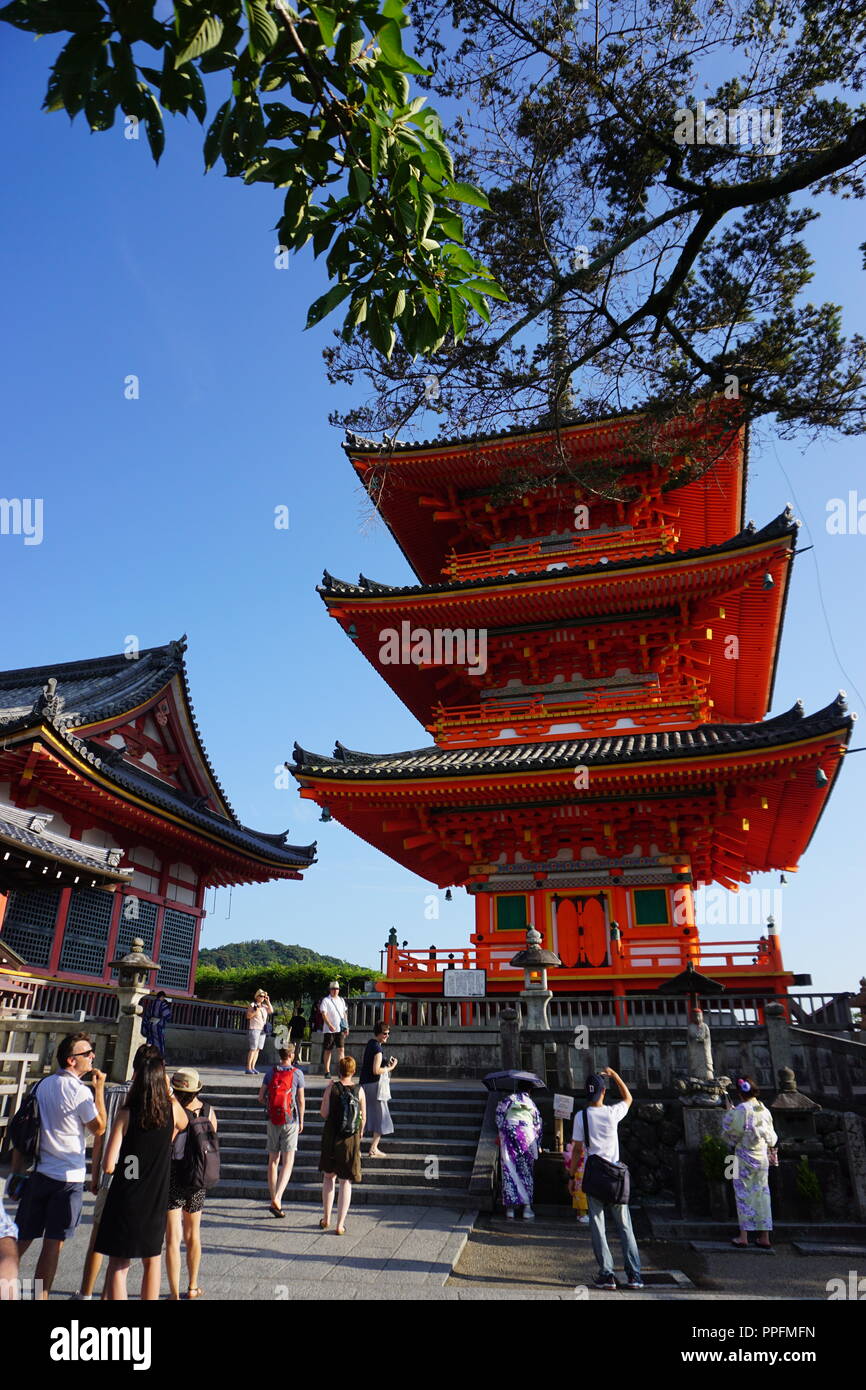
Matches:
[509,925,561,1029]
[108,937,160,1082]
[770,1066,821,1146]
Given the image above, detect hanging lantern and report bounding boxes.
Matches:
[780,873,787,885]
[445,888,452,902]
[319,806,332,822]
[347,623,358,640]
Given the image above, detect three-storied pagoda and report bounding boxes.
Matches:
[292,405,853,1005]
[0,639,316,996]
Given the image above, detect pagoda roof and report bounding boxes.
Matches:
[0,799,135,890]
[0,641,317,875]
[320,510,796,602]
[345,401,748,585]
[292,695,852,781]
[0,639,236,819]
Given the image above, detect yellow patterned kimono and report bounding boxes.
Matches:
[722,1100,778,1231]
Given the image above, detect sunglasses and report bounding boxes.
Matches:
[72,1049,95,1058]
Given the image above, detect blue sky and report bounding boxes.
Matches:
[1,33,863,995]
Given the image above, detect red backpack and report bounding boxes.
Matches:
[267,1067,297,1125]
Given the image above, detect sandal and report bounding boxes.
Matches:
[335,1226,346,1236]
[319,1217,330,1229]
[269,1204,285,1218]
[186,1288,204,1299]
[730,1239,749,1248]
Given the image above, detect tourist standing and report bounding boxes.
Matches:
[722,1075,778,1249]
[495,1087,542,1219]
[289,1006,307,1043]
[14,1032,107,1299]
[245,990,273,1075]
[258,1044,305,1217]
[73,1043,158,1300]
[570,1067,643,1290]
[360,1019,397,1157]
[319,981,348,1078]
[95,1051,188,1300]
[165,1068,219,1299]
[319,1056,365,1234]
[143,990,172,1057]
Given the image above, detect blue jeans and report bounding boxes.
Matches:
[587,1193,641,1280]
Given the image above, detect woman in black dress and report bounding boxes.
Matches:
[319,1055,365,1235]
[96,1052,188,1300]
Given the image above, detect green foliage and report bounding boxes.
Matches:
[699,1133,729,1184]
[194,959,379,1005]
[197,937,371,971]
[0,0,504,353]
[795,1154,822,1209]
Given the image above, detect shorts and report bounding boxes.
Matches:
[0,1202,18,1241]
[247,1029,265,1050]
[15,1172,84,1242]
[167,1162,206,1214]
[322,1032,345,1050]
[267,1121,299,1155]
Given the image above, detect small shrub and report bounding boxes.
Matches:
[795,1155,822,1209]
[700,1133,729,1183]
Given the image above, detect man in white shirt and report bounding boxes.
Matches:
[569,1066,643,1291]
[15,1032,106,1299]
[319,981,348,1077]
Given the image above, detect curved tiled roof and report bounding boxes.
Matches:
[291,695,853,780]
[319,510,797,601]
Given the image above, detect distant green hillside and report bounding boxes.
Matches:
[197,939,374,973]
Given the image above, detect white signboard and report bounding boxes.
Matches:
[553,1093,575,1119]
[443,969,487,998]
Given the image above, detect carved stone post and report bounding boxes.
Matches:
[108,938,159,1082]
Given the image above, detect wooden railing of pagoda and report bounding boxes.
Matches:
[385,936,779,981]
[429,690,706,742]
[443,524,679,582]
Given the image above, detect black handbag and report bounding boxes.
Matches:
[580,1107,631,1205]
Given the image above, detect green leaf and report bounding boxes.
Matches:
[448,286,467,341]
[462,277,509,301]
[442,181,490,210]
[436,210,464,243]
[306,280,353,329]
[0,0,103,32]
[175,14,224,67]
[460,286,491,323]
[368,118,382,178]
[203,98,231,171]
[245,0,278,64]
[418,190,435,241]
[349,164,371,201]
[311,4,337,47]
[375,19,426,75]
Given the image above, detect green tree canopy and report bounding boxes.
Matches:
[0,0,503,356]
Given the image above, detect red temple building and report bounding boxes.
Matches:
[293,404,853,1007]
[0,639,315,997]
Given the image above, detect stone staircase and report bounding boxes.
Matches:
[205,1077,488,1208]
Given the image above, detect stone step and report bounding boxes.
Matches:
[210,1180,474,1207]
[218,1135,478,1157]
[220,1149,473,1174]
[206,1096,487,1117]
[217,1121,482,1142]
[220,1160,468,1186]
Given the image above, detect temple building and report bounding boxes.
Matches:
[292,404,853,1005]
[0,639,315,996]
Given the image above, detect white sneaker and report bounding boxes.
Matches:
[577,1214,590,1224]
[505,1208,515,1220]
[523,1207,536,1220]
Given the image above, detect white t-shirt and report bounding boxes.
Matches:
[35,1071,98,1183]
[572,1100,629,1164]
[320,994,347,1033]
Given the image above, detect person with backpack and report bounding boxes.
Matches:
[495,1087,542,1220]
[95,1050,189,1300]
[165,1068,220,1299]
[258,1044,305,1217]
[569,1067,643,1291]
[318,1055,365,1235]
[13,1032,107,1299]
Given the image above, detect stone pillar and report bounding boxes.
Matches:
[842,1113,866,1222]
[764,1000,793,1077]
[500,1005,520,1071]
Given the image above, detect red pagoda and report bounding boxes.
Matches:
[0,639,316,997]
[292,404,853,1006]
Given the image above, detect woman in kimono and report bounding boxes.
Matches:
[722,1076,778,1248]
[495,1089,542,1220]
[142,990,171,1057]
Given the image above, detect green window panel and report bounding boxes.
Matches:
[633,888,670,926]
[495,894,528,933]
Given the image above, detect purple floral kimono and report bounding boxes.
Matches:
[496,1091,542,1209]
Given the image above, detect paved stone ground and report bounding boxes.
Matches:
[11,1193,861,1300]
[11,1194,477,1299]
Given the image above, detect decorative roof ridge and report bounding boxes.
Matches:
[317,509,799,601]
[342,397,743,458]
[0,638,187,690]
[291,696,854,776]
